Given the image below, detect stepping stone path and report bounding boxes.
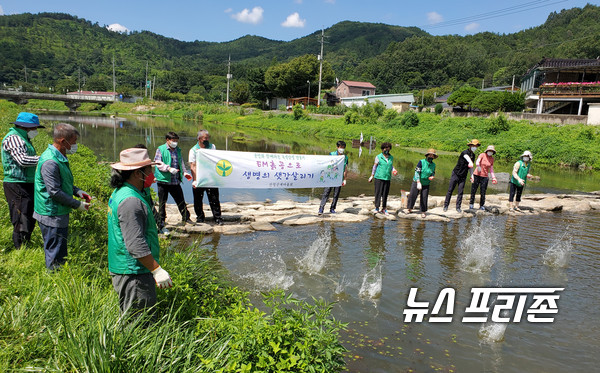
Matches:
[159,192,600,236]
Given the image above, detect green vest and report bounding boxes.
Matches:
[374,153,394,181]
[414,158,436,186]
[154,144,183,183]
[2,127,37,183]
[330,150,348,174]
[108,183,160,274]
[510,160,531,186]
[34,145,74,216]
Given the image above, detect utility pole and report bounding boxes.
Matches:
[145,61,149,97]
[78,67,81,91]
[481,78,484,90]
[317,28,324,107]
[24,65,27,83]
[226,55,232,106]
[152,76,156,99]
[511,75,515,94]
[112,54,116,100]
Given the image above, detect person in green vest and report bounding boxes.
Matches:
[406,149,437,218]
[34,123,91,270]
[2,112,45,249]
[108,148,173,315]
[318,140,348,215]
[368,142,398,216]
[509,150,536,212]
[153,132,193,227]
[188,129,223,225]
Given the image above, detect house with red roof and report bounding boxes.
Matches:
[336,80,376,98]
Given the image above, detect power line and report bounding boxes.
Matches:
[421,0,569,29]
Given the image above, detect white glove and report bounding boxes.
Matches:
[168,167,179,175]
[77,201,90,211]
[151,266,173,289]
[342,179,347,186]
[417,181,422,190]
[76,190,92,202]
[519,179,525,186]
[368,176,373,183]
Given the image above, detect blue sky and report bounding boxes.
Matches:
[0,1,595,42]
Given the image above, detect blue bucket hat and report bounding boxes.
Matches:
[12,112,45,128]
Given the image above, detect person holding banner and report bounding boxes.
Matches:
[318,140,348,215]
[368,142,397,216]
[154,132,193,225]
[189,130,223,225]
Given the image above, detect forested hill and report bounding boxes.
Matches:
[0,5,599,99]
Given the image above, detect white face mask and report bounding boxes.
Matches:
[66,143,78,155]
[169,141,178,149]
[522,156,530,162]
[470,146,478,152]
[487,151,494,156]
[27,130,38,139]
[338,148,345,154]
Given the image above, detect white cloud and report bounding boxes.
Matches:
[224,8,232,13]
[465,22,480,32]
[0,5,4,15]
[107,23,129,33]
[281,12,306,28]
[325,0,335,4]
[427,11,443,24]
[294,0,303,4]
[231,6,264,25]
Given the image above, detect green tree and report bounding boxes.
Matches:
[230,81,250,104]
[265,54,334,98]
[447,86,480,110]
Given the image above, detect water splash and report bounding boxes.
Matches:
[334,274,350,295]
[298,230,331,275]
[458,225,497,273]
[240,254,294,291]
[479,320,508,343]
[359,262,382,299]
[543,231,572,268]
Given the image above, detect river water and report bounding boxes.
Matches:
[40,113,600,372]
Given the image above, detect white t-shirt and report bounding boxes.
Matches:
[189,143,216,164]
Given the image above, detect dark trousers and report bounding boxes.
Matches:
[319,186,341,212]
[374,178,391,210]
[470,175,489,207]
[112,273,157,316]
[3,182,36,249]
[157,183,190,222]
[444,173,467,209]
[407,181,430,212]
[192,187,221,221]
[509,183,524,202]
[39,223,68,270]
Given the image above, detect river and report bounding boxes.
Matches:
[40,113,600,372]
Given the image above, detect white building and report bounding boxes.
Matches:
[340,93,415,112]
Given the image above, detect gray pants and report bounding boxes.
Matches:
[112,273,156,315]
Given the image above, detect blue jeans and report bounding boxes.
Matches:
[39,223,69,270]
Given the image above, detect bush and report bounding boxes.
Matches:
[401,111,420,128]
[435,103,443,115]
[292,104,305,120]
[486,114,510,134]
[382,108,399,122]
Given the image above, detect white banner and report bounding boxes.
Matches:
[193,149,345,188]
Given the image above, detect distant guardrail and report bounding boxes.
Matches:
[0,90,116,111]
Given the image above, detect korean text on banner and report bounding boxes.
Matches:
[194,149,345,189]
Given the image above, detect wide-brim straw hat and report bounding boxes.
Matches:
[520,150,533,159]
[111,148,157,170]
[484,145,496,154]
[467,139,481,147]
[425,148,438,159]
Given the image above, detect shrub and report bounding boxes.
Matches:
[486,114,510,134]
[382,108,399,122]
[292,104,305,120]
[401,111,420,128]
[435,103,443,115]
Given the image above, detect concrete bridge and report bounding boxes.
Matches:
[0,90,116,111]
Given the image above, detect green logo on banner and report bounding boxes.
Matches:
[216,160,233,177]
